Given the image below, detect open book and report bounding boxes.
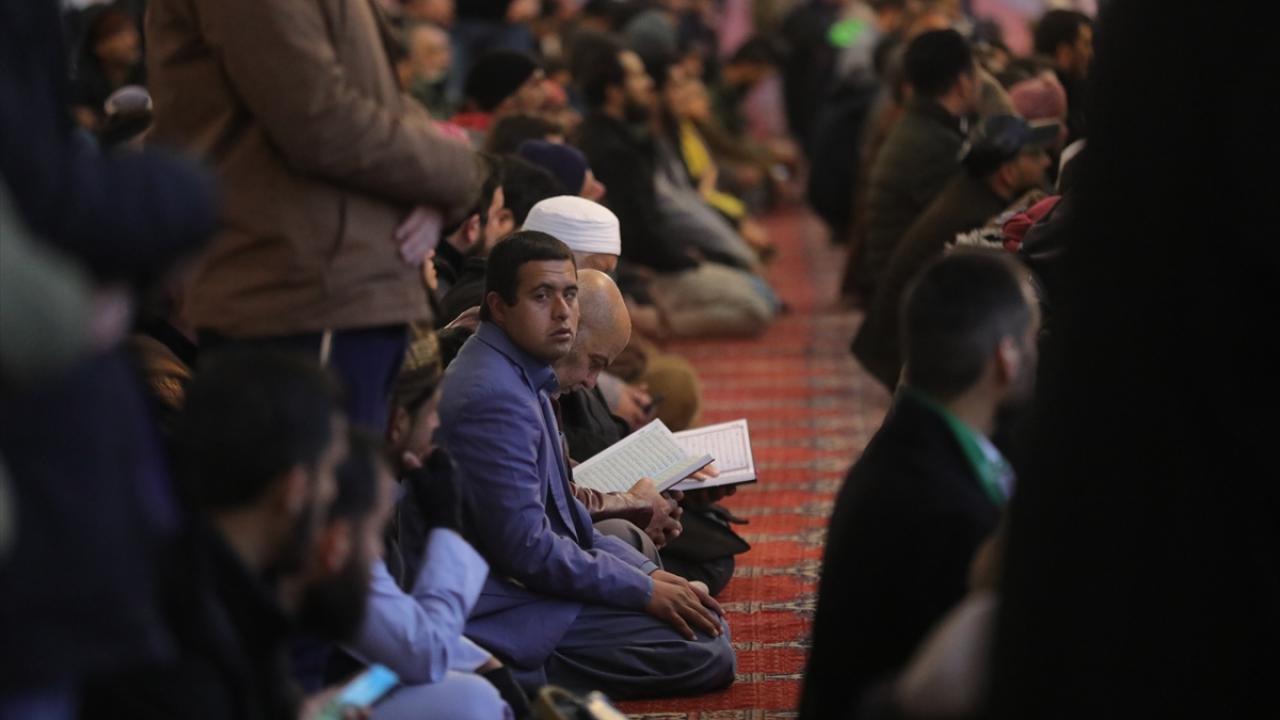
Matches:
[571,419,713,494]
[669,419,757,492]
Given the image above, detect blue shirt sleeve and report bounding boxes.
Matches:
[346,529,489,685]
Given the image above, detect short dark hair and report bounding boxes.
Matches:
[174,349,343,512]
[578,37,628,109]
[904,29,975,98]
[1033,10,1091,57]
[485,114,564,155]
[901,249,1032,400]
[329,429,384,522]
[481,230,575,321]
[499,155,562,226]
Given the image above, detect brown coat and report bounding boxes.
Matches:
[146,0,482,336]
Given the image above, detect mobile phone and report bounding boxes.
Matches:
[643,393,665,414]
[318,665,399,720]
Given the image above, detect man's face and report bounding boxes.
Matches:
[408,26,452,82]
[1004,278,1042,408]
[575,252,617,274]
[1070,25,1094,78]
[1007,147,1051,195]
[478,185,509,256]
[580,169,607,202]
[507,70,549,115]
[272,413,348,577]
[96,25,141,67]
[296,462,397,642]
[554,325,626,394]
[490,259,579,363]
[402,389,443,464]
[618,50,655,122]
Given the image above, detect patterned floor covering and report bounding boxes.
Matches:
[617,208,893,718]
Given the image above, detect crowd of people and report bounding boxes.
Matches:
[4,0,1274,719]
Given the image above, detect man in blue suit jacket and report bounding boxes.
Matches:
[437,231,735,699]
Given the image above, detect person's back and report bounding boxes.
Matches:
[146,0,482,337]
[803,250,1039,718]
[860,29,978,300]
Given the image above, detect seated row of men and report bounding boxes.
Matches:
[95,194,747,720]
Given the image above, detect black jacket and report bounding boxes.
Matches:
[576,112,698,273]
[852,172,1010,389]
[859,99,967,301]
[799,392,1000,719]
[82,527,299,720]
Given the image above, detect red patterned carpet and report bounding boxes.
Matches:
[618,208,893,718]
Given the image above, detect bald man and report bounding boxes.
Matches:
[552,271,683,562]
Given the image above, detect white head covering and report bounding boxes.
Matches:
[521,196,621,256]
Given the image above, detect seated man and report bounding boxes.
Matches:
[854,114,1056,389]
[452,50,548,138]
[82,350,350,719]
[437,232,735,698]
[330,430,514,720]
[801,249,1040,719]
[576,39,777,338]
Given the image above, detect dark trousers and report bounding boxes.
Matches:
[200,325,408,432]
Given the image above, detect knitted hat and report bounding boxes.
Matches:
[1009,74,1068,123]
[464,50,540,111]
[516,139,588,195]
[521,196,621,256]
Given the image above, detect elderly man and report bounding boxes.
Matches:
[437,232,734,699]
[552,270,684,562]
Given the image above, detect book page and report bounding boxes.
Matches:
[572,420,712,494]
[670,419,756,492]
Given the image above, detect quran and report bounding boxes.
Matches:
[571,419,713,493]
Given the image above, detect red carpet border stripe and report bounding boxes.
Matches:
[617,209,891,718]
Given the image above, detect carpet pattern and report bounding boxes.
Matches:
[618,209,892,718]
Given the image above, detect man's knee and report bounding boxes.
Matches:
[374,672,512,720]
[594,518,661,567]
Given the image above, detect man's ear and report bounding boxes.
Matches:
[485,290,507,325]
[388,406,411,448]
[314,518,353,574]
[994,336,1022,387]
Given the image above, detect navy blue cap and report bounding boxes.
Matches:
[961,114,1061,175]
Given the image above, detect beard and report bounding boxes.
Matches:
[623,96,651,125]
[295,553,372,643]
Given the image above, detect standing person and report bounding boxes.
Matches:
[0,0,217,715]
[146,0,484,429]
[803,250,1040,719]
[855,28,980,304]
[1032,9,1092,143]
[437,232,735,699]
[854,115,1056,389]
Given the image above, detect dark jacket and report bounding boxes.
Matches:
[799,392,1000,720]
[0,0,215,692]
[561,386,629,462]
[437,256,488,327]
[82,527,299,720]
[146,0,483,336]
[576,112,698,273]
[853,172,1011,389]
[860,98,968,300]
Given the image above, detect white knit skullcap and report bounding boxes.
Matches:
[521,196,621,256]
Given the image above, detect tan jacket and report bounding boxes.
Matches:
[146,0,482,336]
